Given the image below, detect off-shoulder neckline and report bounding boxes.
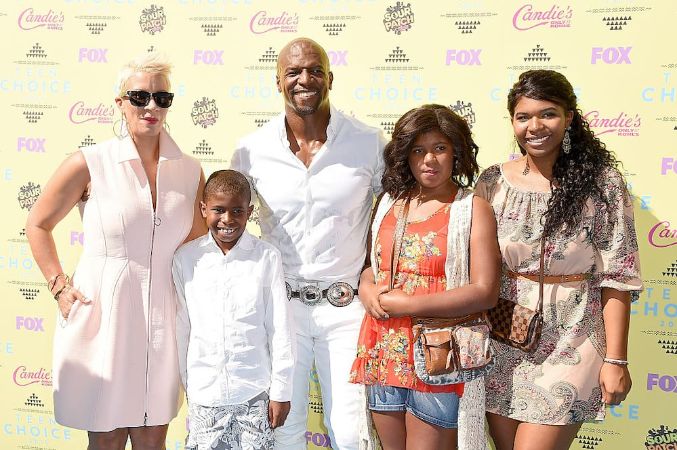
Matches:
[498,163,552,195]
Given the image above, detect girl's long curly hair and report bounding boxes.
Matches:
[382,104,479,197]
[508,70,623,238]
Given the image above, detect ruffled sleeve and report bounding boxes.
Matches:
[474,165,501,203]
[591,168,643,300]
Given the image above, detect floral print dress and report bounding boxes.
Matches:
[475,164,642,425]
[350,202,464,396]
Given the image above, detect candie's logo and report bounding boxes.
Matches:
[191,97,219,128]
[249,11,299,34]
[139,5,166,35]
[513,4,572,31]
[648,221,677,248]
[68,101,115,125]
[18,8,64,31]
[384,2,414,34]
[13,366,52,387]
[584,110,640,137]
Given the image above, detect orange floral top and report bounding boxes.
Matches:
[349,203,464,395]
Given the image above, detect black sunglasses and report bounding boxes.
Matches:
[124,90,174,108]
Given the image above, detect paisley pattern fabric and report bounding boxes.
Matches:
[475,164,642,425]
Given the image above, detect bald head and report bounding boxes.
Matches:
[277,38,330,76]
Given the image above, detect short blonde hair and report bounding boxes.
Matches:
[116,52,172,96]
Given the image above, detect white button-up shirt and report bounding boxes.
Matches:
[172,230,295,406]
[231,105,386,285]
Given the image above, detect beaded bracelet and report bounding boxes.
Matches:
[603,357,629,366]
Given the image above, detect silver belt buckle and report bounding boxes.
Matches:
[326,281,354,307]
[300,284,323,306]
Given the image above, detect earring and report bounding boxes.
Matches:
[163,120,170,135]
[113,116,128,140]
[562,126,571,154]
[509,136,523,161]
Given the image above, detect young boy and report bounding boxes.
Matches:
[172,170,295,450]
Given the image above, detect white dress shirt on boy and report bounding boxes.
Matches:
[173,230,295,407]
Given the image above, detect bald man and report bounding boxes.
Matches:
[231,38,386,449]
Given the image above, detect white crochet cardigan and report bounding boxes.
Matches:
[358,188,488,450]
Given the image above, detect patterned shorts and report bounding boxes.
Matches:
[186,392,273,450]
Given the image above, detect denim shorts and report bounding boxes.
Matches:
[367,385,460,429]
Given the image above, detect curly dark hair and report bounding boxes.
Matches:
[508,70,623,238]
[382,104,479,197]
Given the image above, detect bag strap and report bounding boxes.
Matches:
[362,192,387,273]
[494,171,546,313]
[389,194,411,291]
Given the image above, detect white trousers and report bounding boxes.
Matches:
[274,299,364,450]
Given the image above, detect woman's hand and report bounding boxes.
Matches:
[599,289,632,406]
[378,288,411,318]
[55,285,91,320]
[358,268,389,320]
[599,362,632,406]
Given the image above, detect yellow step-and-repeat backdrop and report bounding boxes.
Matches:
[0,1,675,449]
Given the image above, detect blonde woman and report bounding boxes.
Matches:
[26,53,205,450]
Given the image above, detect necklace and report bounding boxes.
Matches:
[522,158,530,176]
[405,184,456,223]
[412,186,424,208]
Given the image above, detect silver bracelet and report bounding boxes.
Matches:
[603,357,629,366]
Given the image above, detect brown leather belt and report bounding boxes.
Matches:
[506,270,590,284]
[413,311,486,328]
